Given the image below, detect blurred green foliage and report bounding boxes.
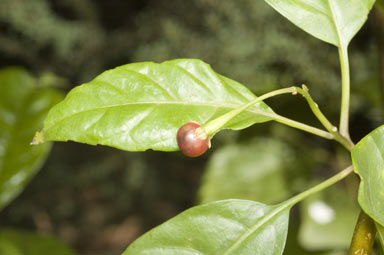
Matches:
[0,0,382,254]
[0,228,74,255]
[199,137,296,204]
[0,67,62,211]
[298,185,359,250]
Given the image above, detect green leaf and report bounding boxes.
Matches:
[0,67,63,210]
[298,186,359,250]
[377,223,384,251]
[264,0,375,47]
[0,228,74,255]
[37,59,273,152]
[122,199,290,255]
[198,138,294,204]
[352,125,384,226]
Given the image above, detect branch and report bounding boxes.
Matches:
[349,210,377,255]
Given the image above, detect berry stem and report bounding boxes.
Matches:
[203,87,298,136]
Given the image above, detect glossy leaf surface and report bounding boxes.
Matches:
[352,125,384,226]
[0,228,74,255]
[0,67,62,210]
[122,199,289,255]
[264,0,375,47]
[37,59,273,152]
[199,138,294,204]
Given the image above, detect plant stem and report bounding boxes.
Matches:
[201,85,353,148]
[202,86,334,141]
[224,165,354,255]
[349,210,377,255]
[298,85,354,150]
[337,38,376,255]
[264,112,334,140]
[202,87,297,136]
[339,45,351,139]
[281,165,354,210]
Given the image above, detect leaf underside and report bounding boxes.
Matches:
[122,199,289,255]
[38,59,273,152]
[352,125,384,226]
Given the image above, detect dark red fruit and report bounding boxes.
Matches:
[177,122,210,157]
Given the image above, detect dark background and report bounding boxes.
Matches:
[0,0,383,254]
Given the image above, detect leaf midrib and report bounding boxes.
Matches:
[326,0,344,47]
[45,100,272,130]
[223,202,289,255]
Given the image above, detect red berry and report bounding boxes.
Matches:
[177,122,210,157]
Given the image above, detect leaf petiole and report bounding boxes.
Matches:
[202,87,298,136]
[281,165,353,210]
[338,45,351,139]
[265,112,333,140]
[202,85,353,149]
[298,85,354,150]
[223,165,354,255]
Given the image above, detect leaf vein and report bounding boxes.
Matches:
[45,101,269,130]
[129,106,156,144]
[163,62,216,96]
[326,0,343,46]
[223,204,287,255]
[123,69,179,100]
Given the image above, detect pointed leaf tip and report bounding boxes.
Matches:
[31,130,45,145]
[41,59,273,152]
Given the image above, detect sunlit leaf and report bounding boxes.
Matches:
[0,228,74,255]
[264,0,375,47]
[298,185,359,250]
[352,125,384,226]
[36,59,273,152]
[0,67,63,210]
[198,138,294,204]
[122,199,290,255]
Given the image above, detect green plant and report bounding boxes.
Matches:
[0,67,63,211]
[0,67,74,254]
[27,0,383,254]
